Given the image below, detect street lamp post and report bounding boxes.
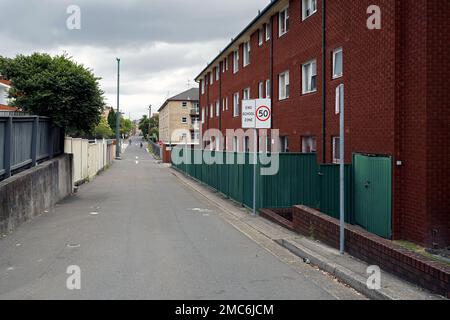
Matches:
[148,105,152,140]
[115,58,121,159]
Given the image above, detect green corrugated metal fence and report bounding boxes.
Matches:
[171,149,353,221]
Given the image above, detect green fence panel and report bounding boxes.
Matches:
[262,153,319,209]
[171,149,356,227]
[318,164,353,223]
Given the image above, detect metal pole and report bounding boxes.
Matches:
[115,58,121,159]
[252,128,257,216]
[339,84,345,254]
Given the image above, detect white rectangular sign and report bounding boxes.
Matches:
[242,100,256,129]
[242,99,271,129]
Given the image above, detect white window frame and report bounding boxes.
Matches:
[210,104,213,118]
[265,23,271,41]
[181,117,187,124]
[279,7,289,37]
[258,29,263,46]
[332,136,340,164]
[201,79,205,95]
[302,59,317,94]
[215,66,220,81]
[265,79,271,98]
[243,87,250,100]
[280,136,289,153]
[301,136,317,153]
[278,71,290,100]
[233,92,240,117]
[302,0,318,21]
[216,100,220,117]
[225,57,229,71]
[332,47,343,79]
[243,41,251,67]
[233,137,239,152]
[233,50,239,74]
[201,108,205,124]
[259,82,264,98]
[225,96,229,110]
[210,72,213,85]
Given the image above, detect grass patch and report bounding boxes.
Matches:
[394,240,450,266]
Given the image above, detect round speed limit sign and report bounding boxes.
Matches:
[256,105,271,122]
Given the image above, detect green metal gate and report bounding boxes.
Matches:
[353,154,392,239]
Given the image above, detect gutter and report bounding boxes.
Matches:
[321,0,327,163]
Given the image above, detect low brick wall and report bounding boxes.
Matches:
[260,208,294,231]
[291,205,450,298]
[0,154,73,235]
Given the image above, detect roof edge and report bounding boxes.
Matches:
[194,0,281,82]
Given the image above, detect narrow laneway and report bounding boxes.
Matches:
[0,139,361,299]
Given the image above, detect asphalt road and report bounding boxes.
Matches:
[0,139,362,300]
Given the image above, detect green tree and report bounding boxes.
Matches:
[139,115,150,138]
[107,108,116,132]
[93,117,114,139]
[0,53,105,135]
[120,118,133,137]
[139,114,159,140]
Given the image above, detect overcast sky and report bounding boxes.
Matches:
[0,0,268,120]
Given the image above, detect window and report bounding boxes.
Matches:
[201,108,205,124]
[222,60,226,73]
[302,60,317,94]
[181,117,187,124]
[210,72,213,85]
[332,136,341,164]
[266,79,271,98]
[233,137,239,152]
[182,102,187,108]
[233,50,239,73]
[302,136,317,153]
[244,136,250,152]
[225,57,229,71]
[243,41,251,66]
[233,92,240,117]
[265,23,271,41]
[302,0,317,20]
[216,100,220,117]
[225,97,229,110]
[279,7,289,37]
[210,104,213,118]
[201,79,205,94]
[215,67,220,81]
[333,48,343,79]
[258,29,263,46]
[243,87,250,100]
[279,71,290,100]
[280,136,289,153]
[259,82,264,98]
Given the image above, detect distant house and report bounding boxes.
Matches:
[158,88,200,162]
[0,79,16,111]
[158,88,200,145]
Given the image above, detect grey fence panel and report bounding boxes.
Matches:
[37,120,50,159]
[0,115,63,181]
[0,120,5,173]
[11,119,33,170]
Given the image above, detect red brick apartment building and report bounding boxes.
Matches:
[195,0,449,248]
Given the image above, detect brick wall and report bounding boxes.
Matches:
[198,0,449,248]
[291,205,450,298]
